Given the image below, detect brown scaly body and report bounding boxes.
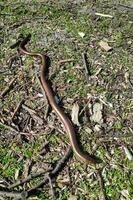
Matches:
[19,34,96,165]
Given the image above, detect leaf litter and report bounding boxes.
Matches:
[0,1,133,199]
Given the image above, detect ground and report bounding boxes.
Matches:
[0,0,133,200]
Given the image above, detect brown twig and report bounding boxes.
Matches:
[7,55,19,67]
[128,75,133,90]
[22,104,44,125]
[66,166,72,192]
[22,115,30,132]
[91,144,100,154]
[27,146,72,196]
[125,72,133,90]
[39,142,49,156]
[0,77,16,98]
[11,99,24,121]
[0,121,36,136]
[79,102,89,116]
[82,53,91,80]
[48,174,55,199]
[93,133,133,139]
[96,169,108,200]
[59,59,75,64]
[6,80,31,95]
[9,147,72,196]
[118,3,133,9]
[8,170,51,189]
[0,121,19,133]
[0,190,28,199]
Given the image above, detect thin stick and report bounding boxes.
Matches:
[22,104,44,125]
[8,170,51,189]
[9,147,72,195]
[7,55,19,67]
[93,133,133,139]
[0,77,16,98]
[0,121,36,136]
[11,99,24,121]
[51,146,72,175]
[59,59,75,64]
[27,146,72,195]
[0,121,19,133]
[48,174,55,199]
[22,115,30,132]
[95,12,114,18]
[82,53,91,80]
[96,169,108,200]
[128,75,133,90]
[118,4,133,9]
[79,102,89,116]
[0,190,28,199]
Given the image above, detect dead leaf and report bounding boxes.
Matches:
[15,169,19,180]
[124,72,129,83]
[71,102,80,126]
[78,32,85,38]
[121,189,130,200]
[85,127,93,133]
[99,40,112,51]
[17,70,24,80]
[91,102,103,124]
[0,180,7,188]
[127,40,132,45]
[22,158,32,178]
[123,146,133,160]
[68,195,78,200]
[36,93,44,98]
[94,124,102,132]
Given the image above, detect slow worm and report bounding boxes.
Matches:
[19,34,96,164]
